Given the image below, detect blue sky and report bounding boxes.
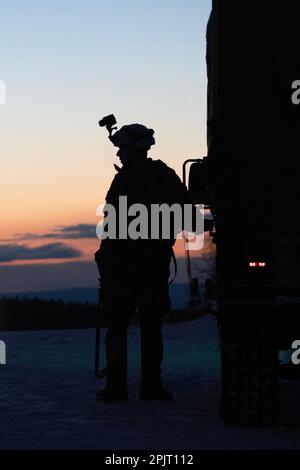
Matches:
[0,0,212,292]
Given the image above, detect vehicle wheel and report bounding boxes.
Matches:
[220,332,278,426]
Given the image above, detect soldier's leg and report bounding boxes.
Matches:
[101,284,136,397]
[139,306,166,389]
[138,251,172,398]
[96,249,137,399]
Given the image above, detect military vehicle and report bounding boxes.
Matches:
[187,0,300,426]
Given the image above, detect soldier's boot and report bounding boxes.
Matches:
[139,377,173,401]
[96,328,128,401]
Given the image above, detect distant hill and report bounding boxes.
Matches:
[2,283,190,309]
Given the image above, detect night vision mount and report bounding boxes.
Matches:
[98,114,117,137]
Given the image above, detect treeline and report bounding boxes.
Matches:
[0,296,99,331]
[0,296,205,332]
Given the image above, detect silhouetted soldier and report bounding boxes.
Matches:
[95,122,192,401]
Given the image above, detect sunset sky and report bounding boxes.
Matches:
[0,0,212,293]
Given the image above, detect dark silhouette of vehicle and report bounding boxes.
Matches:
[187,0,300,426]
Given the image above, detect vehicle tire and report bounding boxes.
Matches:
[220,332,278,426]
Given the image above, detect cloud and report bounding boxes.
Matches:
[56,224,96,239]
[8,224,97,241]
[0,243,82,263]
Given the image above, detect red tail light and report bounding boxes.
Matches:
[249,261,266,268]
